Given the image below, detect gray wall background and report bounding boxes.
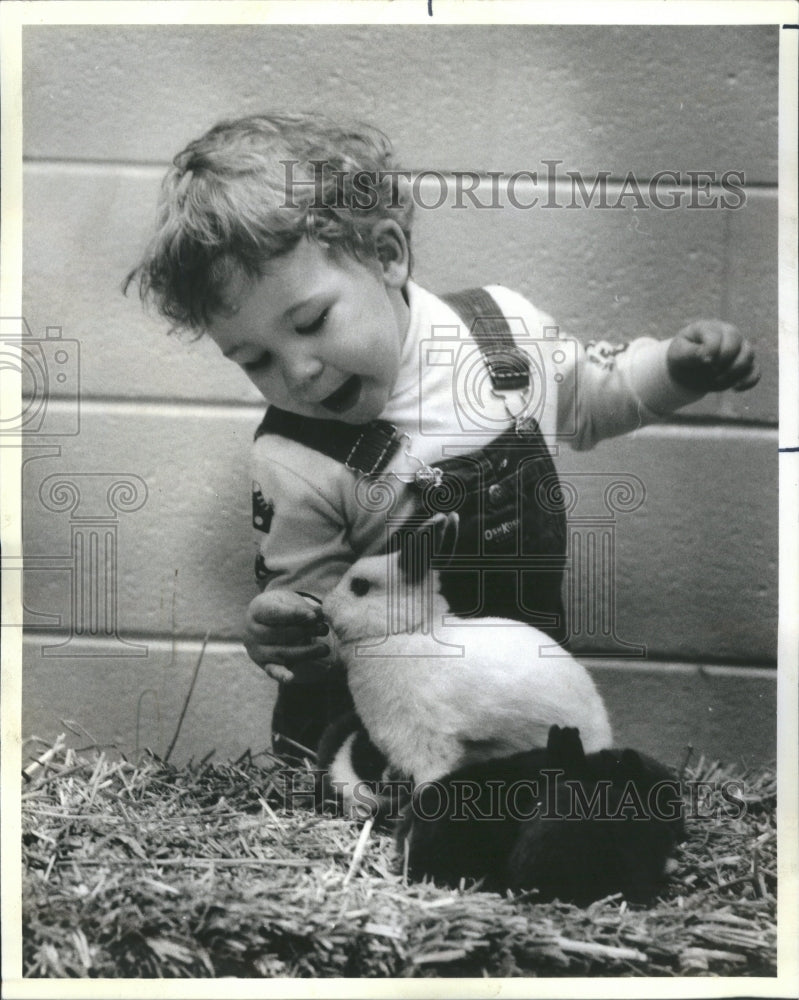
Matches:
[20,24,778,766]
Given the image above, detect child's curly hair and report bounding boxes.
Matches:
[125,112,414,332]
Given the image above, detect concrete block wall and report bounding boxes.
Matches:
[20,24,778,768]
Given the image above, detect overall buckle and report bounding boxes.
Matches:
[345,422,402,474]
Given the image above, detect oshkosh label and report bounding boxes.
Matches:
[484,518,520,543]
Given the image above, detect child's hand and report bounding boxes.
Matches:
[243,589,332,684]
[667,320,760,394]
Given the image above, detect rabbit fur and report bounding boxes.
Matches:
[397,724,685,904]
[321,513,612,789]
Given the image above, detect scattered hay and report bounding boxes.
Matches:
[21,736,777,978]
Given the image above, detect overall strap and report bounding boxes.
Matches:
[255,287,525,472]
[255,407,402,475]
[440,288,531,393]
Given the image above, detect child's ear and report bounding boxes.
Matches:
[371,220,410,287]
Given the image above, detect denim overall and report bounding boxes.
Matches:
[413,288,567,636]
[256,289,568,754]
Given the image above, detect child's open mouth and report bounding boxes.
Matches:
[321,375,362,414]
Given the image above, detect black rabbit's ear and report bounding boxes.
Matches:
[547,725,586,769]
[436,511,460,563]
[396,524,431,587]
[397,512,458,585]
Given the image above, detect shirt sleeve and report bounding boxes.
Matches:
[483,284,705,451]
[559,335,705,450]
[251,436,355,601]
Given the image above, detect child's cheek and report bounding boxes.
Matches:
[247,371,284,405]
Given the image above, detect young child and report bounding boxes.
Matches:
[127,112,759,755]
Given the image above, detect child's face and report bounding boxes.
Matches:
[207,238,409,424]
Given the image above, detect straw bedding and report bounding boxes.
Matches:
[20,731,777,980]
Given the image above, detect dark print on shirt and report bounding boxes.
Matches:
[253,483,275,533]
[586,339,630,371]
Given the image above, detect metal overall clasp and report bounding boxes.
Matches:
[485,347,537,435]
[398,433,444,489]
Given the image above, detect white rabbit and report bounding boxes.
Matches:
[322,513,612,787]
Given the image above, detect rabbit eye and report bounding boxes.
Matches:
[350,577,370,596]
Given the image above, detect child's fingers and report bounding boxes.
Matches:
[251,641,330,665]
[679,320,745,365]
[285,660,330,685]
[280,641,331,663]
[711,342,759,390]
[263,655,330,684]
[714,324,748,368]
[678,320,726,358]
[248,591,322,628]
[264,663,295,683]
[667,334,715,389]
[730,362,762,391]
[669,324,756,394]
[263,660,328,685]
[247,621,325,645]
[732,371,761,391]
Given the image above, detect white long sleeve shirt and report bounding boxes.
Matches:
[250,281,700,599]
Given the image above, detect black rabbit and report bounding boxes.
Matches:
[397,724,685,905]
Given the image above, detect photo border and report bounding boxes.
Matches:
[2,2,796,998]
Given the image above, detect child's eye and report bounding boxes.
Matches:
[295,310,328,335]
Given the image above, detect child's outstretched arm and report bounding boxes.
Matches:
[666,319,760,394]
[244,590,331,684]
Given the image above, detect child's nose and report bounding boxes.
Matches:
[282,350,324,392]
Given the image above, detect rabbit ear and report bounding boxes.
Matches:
[396,521,432,587]
[436,511,460,563]
[421,510,459,558]
[397,512,459,585]
[547,725,586,771]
